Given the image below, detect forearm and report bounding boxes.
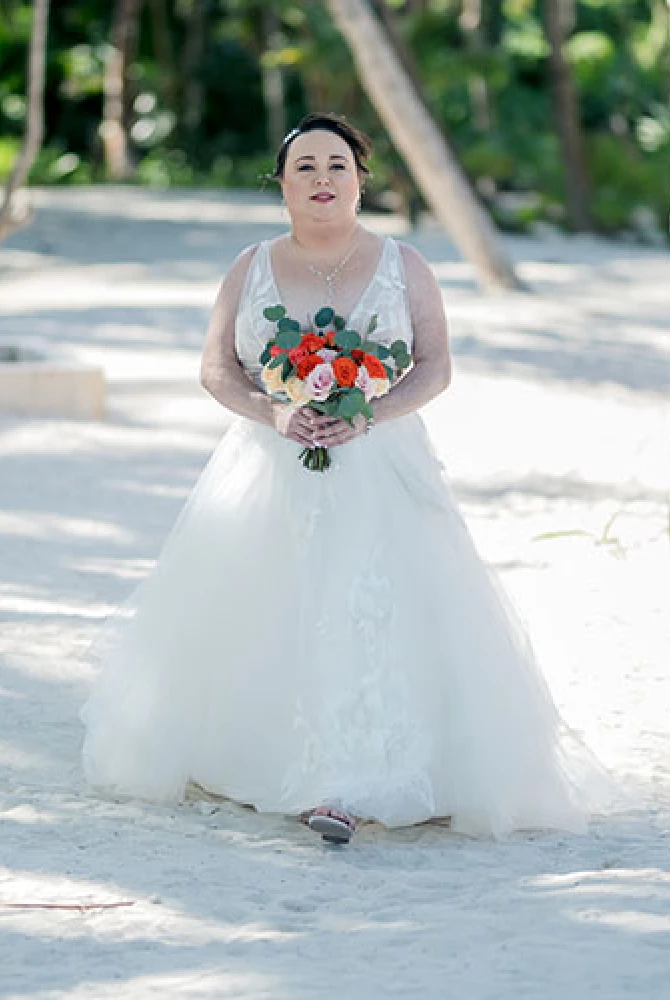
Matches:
[372,357,451,425]
[200,359,275,426]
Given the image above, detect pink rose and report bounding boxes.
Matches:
[304,362,335,402]
[317,348,339,362]
[354,363,375,402]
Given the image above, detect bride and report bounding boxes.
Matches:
[81,112,616,844]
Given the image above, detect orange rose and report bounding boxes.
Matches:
[288,345,311,366]
[332,356,358,388]
[362,354,386,379]
[351,349,365,362]
[296,354,323,379]
[301,333,326,353]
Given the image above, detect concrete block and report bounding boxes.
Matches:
[0,348,106,420]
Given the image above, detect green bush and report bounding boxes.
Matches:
[0,137,20,181]
[588,133,669,233]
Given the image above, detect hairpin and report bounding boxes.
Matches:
[281,127,301,146]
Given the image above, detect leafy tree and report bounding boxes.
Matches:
[0,0,666,241]
[0,0,49,239]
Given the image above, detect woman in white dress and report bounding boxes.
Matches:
[81,113,616,844]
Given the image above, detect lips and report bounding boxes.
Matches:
[311,193,335,202]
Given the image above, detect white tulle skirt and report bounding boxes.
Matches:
[81,413,618,838]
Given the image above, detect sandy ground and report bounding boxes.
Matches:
[0,187,669,999]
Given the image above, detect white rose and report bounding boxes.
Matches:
[354,364,375,402]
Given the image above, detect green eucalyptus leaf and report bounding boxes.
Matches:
[314,307,335,328]
[333,315,346,330]
[366,313,378,335]
[282,357,293,379]
[277,317,301,334]
[337,387,365,420]
[263,305,286,322]
[259,346,271,365]
[275,330,302,350]
[360,340,380,356]
[335,329,362,351]
[390,339,409,355]
[383,364,395,380]
[376,344,391,359]
[268,353,286,368]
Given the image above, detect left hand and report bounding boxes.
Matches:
[308,411,368,448]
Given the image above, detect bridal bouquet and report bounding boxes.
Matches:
[260,305,411,471]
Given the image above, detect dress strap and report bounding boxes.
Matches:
[386,238,406,286]
[381,238,414,349]
[238,239,271,307]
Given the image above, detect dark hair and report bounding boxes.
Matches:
[270,112,373,180]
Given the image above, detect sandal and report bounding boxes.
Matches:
[307,805,356,844]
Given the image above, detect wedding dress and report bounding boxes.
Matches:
[81,237,617,838]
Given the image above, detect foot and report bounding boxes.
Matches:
[307,804,356,844]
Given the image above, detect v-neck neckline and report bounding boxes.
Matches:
[265,236,388,327]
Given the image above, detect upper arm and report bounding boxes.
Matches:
[398,242,451,372]
[200,244,259,375]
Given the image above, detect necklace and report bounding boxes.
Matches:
[297,238,359,305]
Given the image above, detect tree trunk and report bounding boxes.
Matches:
[101,0,143,180]
[181,0,206,135]
[149,0,176,108]
[372,0,428,106]
[541,0,593,230]
[324,0,521,291]
[0,0,49,241]
[261,7,287,153]
[460,0,492,131]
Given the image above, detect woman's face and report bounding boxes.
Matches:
[280,129,361,225]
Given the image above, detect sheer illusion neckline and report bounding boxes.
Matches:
[266,236,389,326]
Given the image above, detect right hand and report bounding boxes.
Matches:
[271,402,318,447]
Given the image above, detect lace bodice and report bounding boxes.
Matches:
[234,237,414,389]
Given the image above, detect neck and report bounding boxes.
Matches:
[290,218,360,259]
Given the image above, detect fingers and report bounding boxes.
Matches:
[310,418,358,448]
[287,409,315,446]
[291,409,335,447]
[290,424,315,447]
[285,409,365,449]
[306,414,340,433]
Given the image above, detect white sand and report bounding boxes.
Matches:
[0,187,669,999]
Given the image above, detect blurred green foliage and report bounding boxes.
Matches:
[0,0,667,239]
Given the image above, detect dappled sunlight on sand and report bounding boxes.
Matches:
[0,188,668,1000]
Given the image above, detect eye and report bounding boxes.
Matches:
[330,163,346,170]
[297,164,314,171]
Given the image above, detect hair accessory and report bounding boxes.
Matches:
[281,127,301,147]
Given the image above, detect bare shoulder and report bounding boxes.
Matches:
[395,239,445,316]
[396,240,435,281]
[396,239,425,264]
[202,243,261,362]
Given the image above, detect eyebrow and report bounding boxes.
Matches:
[294,154,348,162]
